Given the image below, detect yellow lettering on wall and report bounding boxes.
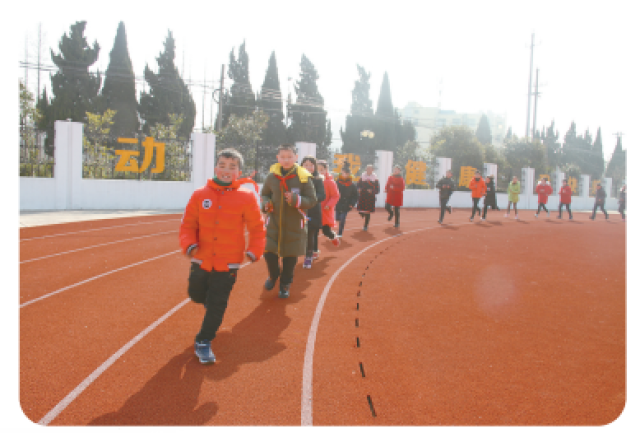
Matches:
[405,160,427,186]
[459,166,477,187]
[115,137,165,173]
[332,154,361,176]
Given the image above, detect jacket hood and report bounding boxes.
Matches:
[360,172,378,181]
[269,163,312,183]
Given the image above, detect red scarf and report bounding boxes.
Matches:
[339,175,353,187]
[274,172,297,192]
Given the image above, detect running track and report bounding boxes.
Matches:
[19,209,626,425]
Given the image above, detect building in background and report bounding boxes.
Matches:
[401,102,507,150]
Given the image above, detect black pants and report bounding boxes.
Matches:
[306,227,319,258]
[188,263,237,342]
[592,203,608,218]
[558,203,572,218]
[439,195,451,221]
[360,212,371,228]
[470,198,481,218]
[537,203,548,214]
[386,203,400,225]
[321,224,336,239]
[264,252,298,285]
[482,202,494,219]
[619,203,625,219]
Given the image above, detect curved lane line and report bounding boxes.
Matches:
[20,218,181,242]
[20,250,180,308]
[21,231,176,264]
[37,261,252,426]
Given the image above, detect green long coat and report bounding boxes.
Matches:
[261,163,318,257]
[507,181,521,203]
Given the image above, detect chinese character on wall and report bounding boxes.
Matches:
[459,166,477,187]
[405,160,428,186]
[115,137,165,173]
[567,176,578,194]
[332,154,361,179]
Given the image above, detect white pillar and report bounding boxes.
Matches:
[579,174,590,198]
[521,167,535,209]
[435,157,452,181]
[295,142,317,163]
[551,170,565,194]
[191,132,216,190]
[483,163,497,180]
[602,177,612,198]
[53,120,83,210]
[375,150,394,208]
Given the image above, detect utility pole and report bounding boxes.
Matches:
[215,64,225,132]
[532,68,541,139]
[525,33,535,143]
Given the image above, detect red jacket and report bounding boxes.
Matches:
[385,175,405,207]
[559,185,572,204]
[536,183,553,204]
[321,173,340,227]
[468,177,487,198]
[179,178,266,272]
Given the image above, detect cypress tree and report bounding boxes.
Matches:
[591,127,604,179]
[373,72,397,153]
[256,51,287,174]
[287,54,327,146]
[223,41,256,127]
[541,121,560,170]
[100,21,139,142]
[341,65,376,155]
[475,114,492,146]
[45,21,102,150]
[605,136,626,183]
[139,30,196,139]
[318,119,333,161]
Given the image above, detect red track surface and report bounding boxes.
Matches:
[19,209,626,426]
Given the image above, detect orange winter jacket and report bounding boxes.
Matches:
[468,177,487,198]
[179,178,266,272]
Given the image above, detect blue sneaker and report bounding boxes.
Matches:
[279,282,290,299]
[264,277,277,291]
[194,340,216,364]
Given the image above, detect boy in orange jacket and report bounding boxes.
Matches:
[180,148,266,364]
[468,170,486,222]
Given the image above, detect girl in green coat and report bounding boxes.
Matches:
[261,144,318,299]
[505,176,521,220]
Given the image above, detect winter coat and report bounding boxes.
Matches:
[559,185,572,204]
[619,189,626,204]
[468,177,487,199]
[261,163,318,257]
[307,174,326,229]
[321,173,340,228]
[595,188,607,205]
[180,178,266,272]
[436,176,455,199]
[484,179,497,207]
[336,175,359,213]
[536,183,553,204]
[507,181,521,203]
[385,175,405,207]
[356,173,380,214]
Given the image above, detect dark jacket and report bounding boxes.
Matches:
[619,190,626,204]
[484,179,497,207]
[307,174,326,229]
[595,188,607,205]
[436,176,455,199]
[336,175,359,213]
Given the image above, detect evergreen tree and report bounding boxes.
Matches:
[475,114,492,146]
[372,72,397,152]
[541,121,560,170]
[591,127,605,179]
[255,51,287,175]
[605,136,626,188]
[317,119,333,161]
[430,126,484,187]
[100,21,139,142]
[222,41,256,127]
[505,126,513,140]
[287,54,327,147]
[44,21,102,150]
[139,31,195,139]
[340,65,376,155]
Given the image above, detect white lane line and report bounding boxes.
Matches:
[38,261,251,426]
[20,250,181,308]
[301,221,477,425]
[20,218,181,242]
[21,231,176,264]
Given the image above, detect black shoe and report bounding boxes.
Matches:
[557,216,562,219]
[387,213,393,221]
[589,216,594,220]
[605,214,609,220]
[447,206,452,214]
[394,223,399,228]
[438,219,443,224]
[264,277,277,291]
[469,217,474,222]
[278,282,290,299]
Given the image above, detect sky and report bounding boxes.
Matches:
[13,0,638,161]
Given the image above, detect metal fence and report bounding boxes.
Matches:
[20,127,54,178]
[82,133,192,181]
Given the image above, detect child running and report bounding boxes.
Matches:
[505,176,521,219]
[261,144,318,299]
[335,163,359,237]
[301,156,326,269]
[317,160,341,249]
[436,169,455,224]
[468,170,486,222]
[589,183,608,220]
[618,185,626,220]
[180,148,266,364]
[535,177,553,218]
[356,164,380,231]
[385,165,405,228]
[481,174,497,221]
[557,179,573,219]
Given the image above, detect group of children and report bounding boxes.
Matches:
[179,145,406,363]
